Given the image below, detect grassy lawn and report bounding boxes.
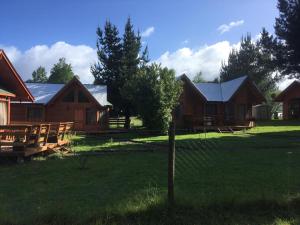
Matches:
[1,120,300,224]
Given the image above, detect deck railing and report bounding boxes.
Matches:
[0,122,74,157]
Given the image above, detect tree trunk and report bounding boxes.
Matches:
[124,107,131,129]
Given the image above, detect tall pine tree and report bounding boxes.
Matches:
[120,17,143,128]
[220,32,278,99]
[91,18,147,128]
[275,0,300,79]
[91,21,123,112]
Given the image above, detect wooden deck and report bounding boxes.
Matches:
[0,122,73,160]
[191,123,255,133]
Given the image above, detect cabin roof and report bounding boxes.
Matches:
[275,80,300,101]
[23,82,111,106]
[192,76,248,102]
[0,50,34,101]
[0,86,15,97]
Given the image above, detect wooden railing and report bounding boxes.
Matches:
[0,122,74,153]
[109,117,126,129]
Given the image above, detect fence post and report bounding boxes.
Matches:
[168,119,175,210]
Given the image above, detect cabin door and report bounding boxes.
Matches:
[74,109,84,130]
[0,101,8,125]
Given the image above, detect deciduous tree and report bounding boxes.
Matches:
[48,58,74,84]
[27,66,47,83]
[135,64,182,133]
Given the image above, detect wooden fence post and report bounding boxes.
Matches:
[168,119,175,210]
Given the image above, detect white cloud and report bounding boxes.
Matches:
[156,41,234,81]
[217,20,244,34]
[0,42,97,84]
[141,26,155,37]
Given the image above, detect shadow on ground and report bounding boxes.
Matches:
[1,127,300,225]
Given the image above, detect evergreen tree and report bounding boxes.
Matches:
[193,72,205,83]
[27,66,48,83]
[275,0,300,78]
[220,32,278,98]
[91,18,150,129]
[120,17,143,128]
[48,58,74,84]
[91,20,123,111]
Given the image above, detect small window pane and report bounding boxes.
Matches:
[27,107,43,121]
[63,91,75,102]
[205,104,217,116]
[86,108,97,125]
[78,91,89,103]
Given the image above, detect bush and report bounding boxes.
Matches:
[134,64,182,133]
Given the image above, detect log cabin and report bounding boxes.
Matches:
[0,50,34,125]
[11,77,111,132]
[176,74,266,129]
[275,80,300,120]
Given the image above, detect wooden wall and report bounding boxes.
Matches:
[279,83,300,119]
[11,82,109,132]
[175,81,205,127]
[177,79,265,128]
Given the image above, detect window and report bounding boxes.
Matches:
[78,91,89,103]
[27,107,43,121]
[289,100,300,119]
[0,101,8,125]
[86,108,97,125]
[62,91,75,102]
[237,104,246,121]
[205,104,217,116]
[225,103,235,122]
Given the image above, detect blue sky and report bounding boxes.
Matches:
[0,0,282,85]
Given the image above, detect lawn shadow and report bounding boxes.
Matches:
[1,126,300,225]
[30,198,300,225]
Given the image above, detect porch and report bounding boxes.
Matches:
[183,115,255,132]
[0,122,73,160]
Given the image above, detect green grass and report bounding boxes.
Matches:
[1,120,300,225]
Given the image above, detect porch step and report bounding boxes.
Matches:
[218,127,234,133]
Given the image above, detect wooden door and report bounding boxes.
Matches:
[74,109,84,130]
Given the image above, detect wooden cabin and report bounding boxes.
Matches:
[0,50,34,125]
[11,77,111,132]
[176,74,266,130]
[275,80,300,120]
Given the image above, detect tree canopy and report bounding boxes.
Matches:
[134,64,182,133]
[220,32,278,99]
[91,17,147,128]
[91,20,123,111]
[27,66,48,83]
[48,58,74,84]
[193,72,206,83]
[275,0,300,79]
